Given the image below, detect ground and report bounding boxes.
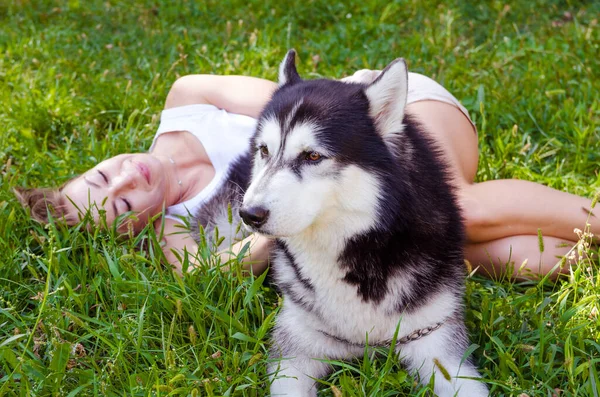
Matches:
[0,0,599,395]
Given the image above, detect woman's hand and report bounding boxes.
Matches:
[216,234,271,275]
[341,69,382,85]
[156,218,270,275]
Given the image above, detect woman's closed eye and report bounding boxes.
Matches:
[83,170,108,189]
[120,197,132,213]
[98,170,109,184]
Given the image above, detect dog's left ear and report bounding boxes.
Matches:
[364,58,408,141]
[278,49,301,86]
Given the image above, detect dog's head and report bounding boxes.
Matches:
[240,50,409,239]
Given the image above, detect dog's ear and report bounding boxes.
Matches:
[364,58,408,141]
[278,49,301,86]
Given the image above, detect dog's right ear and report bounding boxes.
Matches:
[278,49,301,86]
[364,58,409,143]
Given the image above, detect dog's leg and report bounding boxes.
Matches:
[398,321,489,396]
[268,307,351,397]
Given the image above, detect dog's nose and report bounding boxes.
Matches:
[239,206,270,228]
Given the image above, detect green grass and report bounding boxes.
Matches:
[1,0,599,395]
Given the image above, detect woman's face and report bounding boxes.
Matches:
[62,153,170,232]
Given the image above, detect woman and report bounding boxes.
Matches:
[15,69,598,278]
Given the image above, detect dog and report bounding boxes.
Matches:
[239,50,489,396]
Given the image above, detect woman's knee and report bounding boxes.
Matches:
[456,185,497,241]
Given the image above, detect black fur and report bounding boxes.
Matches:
[278,281,316,313]
[276,240,315,292]
[190,153,252,248]
[340,113,465,308]
[254,78,465,307]
[252,55,487,396]
[272,240,317,314]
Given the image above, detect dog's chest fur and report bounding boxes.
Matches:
[273,238,458,344]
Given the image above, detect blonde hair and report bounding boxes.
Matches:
[14,182,78,225]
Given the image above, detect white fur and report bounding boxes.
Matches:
[282,99,304,136]
[283,238,458,342]
[251,117,281,179]
[242,60,488,396]
[245,122,378,238]
[257,117,282,157]
[245,166,325,236]
[282,122,326,161]
[364,58,409,145]
[400,327,490,396]
[270,243,488,396]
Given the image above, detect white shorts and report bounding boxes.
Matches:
[407,72,477,133]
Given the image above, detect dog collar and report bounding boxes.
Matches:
[319,321,444,348]
[397,322,444,344]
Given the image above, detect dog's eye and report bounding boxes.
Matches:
[258,145,269,158]
[305,151,322,162]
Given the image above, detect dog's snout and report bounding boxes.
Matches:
[239,206,270,229]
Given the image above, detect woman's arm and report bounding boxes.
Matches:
[156,218,271,275]
[162,69,382,119]
[156,75,277,273]
[163,68,384,119]
[164,75,278,118]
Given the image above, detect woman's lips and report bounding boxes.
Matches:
[135,162,151,184]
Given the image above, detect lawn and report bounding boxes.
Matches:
[1,0,599,395]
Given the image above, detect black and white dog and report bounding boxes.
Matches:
[240,50,488,396]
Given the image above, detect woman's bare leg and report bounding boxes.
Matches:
[465,235,575,279]
[460,180,597,244]
[407,100,596,278]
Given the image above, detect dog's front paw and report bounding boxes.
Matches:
[269,361,319,397]
[270,383,315,397]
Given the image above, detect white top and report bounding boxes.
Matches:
[150,104,257,224]
[152,73,474,225]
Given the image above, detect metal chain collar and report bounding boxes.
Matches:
[396,321,444,344]
[319,321,445,348]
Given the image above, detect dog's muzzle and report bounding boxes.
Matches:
[239,206,270,229]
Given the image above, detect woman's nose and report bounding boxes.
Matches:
[110,172,137,193]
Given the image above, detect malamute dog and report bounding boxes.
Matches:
[240,50,489,396]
